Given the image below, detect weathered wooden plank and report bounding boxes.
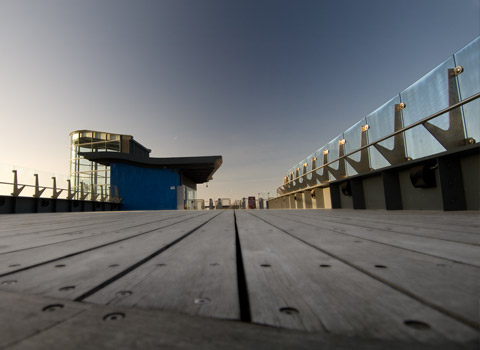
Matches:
[0,212,125,231]
[294,209,480,233]
[0,212,184,238]
[0,212,188,253]
[0,289,88,349]
[251,210,480,328]
[0,212,209,275]
[84,210,239,320]
[0,211,183,235]
[0,212,143,237]
[267,210,480,266]
[0,212,219,302]
[235,210,478,345]
[1,290,457,350]
[285,210,480,244]
[285,208,480,227]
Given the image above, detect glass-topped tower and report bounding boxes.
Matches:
[69,130,150,198]
[70,129,221,210]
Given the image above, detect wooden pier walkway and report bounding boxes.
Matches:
[0,210,478,349]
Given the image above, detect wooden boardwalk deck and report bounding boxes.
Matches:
[0,209,478,349]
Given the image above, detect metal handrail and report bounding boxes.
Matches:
[279,92,480,191]
[0,180,117,203]
[0,181,54,189]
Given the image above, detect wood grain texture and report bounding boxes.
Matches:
[0,212,136,234]
[0,212,129,235]
[291,209,480,233]
[0,212,208,275]
[282,210,480,244]
[1,209,479,349]
[85,210,240,320]
[250,210,480,328]
[0,289,88,349]
[0,212,189,253]
[0,212,218,301]
[0,290,468,350]
[265,210,480,266]
[235,210,478,345]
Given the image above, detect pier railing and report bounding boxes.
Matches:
[278,91,479,195]
[271,37,479,211]
[0,165,122,214]
[0,168,121,203]
[277,37,480,197]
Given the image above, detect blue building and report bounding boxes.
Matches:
[70,130,222,210]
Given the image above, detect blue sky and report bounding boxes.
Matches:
[0,0,478,200]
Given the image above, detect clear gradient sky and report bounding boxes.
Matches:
[0,0,478,200]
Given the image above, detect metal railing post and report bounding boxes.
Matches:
[11,170,25,197]
[51,177,63,199]
[80,183,89,201]
[66,179,75,200]
[33,174,46,198]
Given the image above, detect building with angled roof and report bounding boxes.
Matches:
[69,130,222,210]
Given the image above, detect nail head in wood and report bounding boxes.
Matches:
[404,320,430,330]
[103,312,125,321]
[194,298,211,305]
[59,286,76,291]
[279,307,299,315]
[42,304,64,312]
[1,280,17,285]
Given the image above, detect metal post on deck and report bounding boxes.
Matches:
[33,174,46,199]
[374,102,408,165]
[99,185,105,202]
[11,170,25,197]
[66,180,75,200]
[51,177,63,199]
[32,174,47,213]
[80,183,89,201]
[112,186,122,204]
[51,176,63,213]
[327,139,347,180]
[90,190,99,202]
[423,66,474,149]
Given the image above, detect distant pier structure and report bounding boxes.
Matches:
[269,37,480,211]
